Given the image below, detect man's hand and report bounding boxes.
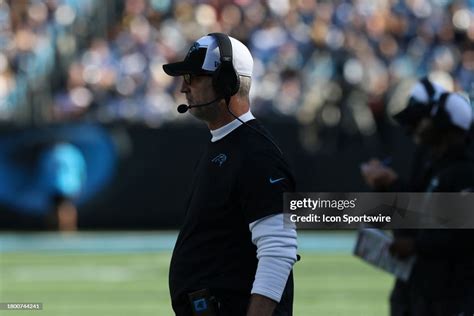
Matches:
[360,159,398,190]
[389,237,416,259]
[246,294,276,316]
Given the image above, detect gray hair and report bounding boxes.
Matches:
[238,76,251,100]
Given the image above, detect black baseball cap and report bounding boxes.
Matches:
[163,43,212,76]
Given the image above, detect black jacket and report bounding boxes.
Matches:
[410,144,474,300]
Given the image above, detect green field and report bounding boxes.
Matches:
[0,233,393,315]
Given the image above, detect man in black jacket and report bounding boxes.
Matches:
[361,78,447,316]
[389,92,474,316]
[163,34,297,316]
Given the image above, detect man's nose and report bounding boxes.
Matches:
[180,79,189,93]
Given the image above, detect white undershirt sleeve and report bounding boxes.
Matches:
[249,213,297,302]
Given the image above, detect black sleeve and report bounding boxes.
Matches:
[237,150,295,224]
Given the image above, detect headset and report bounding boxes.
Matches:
[406,77,436,115]
[419,77,436,109]
[431,92,454,131]
[395,77,437,129]
[177,33,241,113]
[208,32,241,102]
[207,33,283,154]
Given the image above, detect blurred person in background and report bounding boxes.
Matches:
[38,142,86,231]
[361,77,447,316]
[0,122,118,231]
[163,33,297,316]
[361,78,447,192]
[388,92,474,316]
[0,137,86,231]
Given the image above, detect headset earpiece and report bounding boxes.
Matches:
[213,61,240,98]
[208,33,240,100]
[432,92,452,130]
[420,77,435,110]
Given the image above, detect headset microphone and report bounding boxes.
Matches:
[177,104,189,113]
[176,97,222,114]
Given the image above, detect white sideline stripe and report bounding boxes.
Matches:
[3,265,142,282]
[0,232,357,253]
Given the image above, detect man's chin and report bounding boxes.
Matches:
[190,107,218,122]
[189,108,206,119]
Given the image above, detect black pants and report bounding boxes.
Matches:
[173,272,293,316]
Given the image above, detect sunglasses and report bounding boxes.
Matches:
[183,74,211,85]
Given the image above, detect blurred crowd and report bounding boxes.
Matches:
[1,0,473,135]
[0,0,114,123]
